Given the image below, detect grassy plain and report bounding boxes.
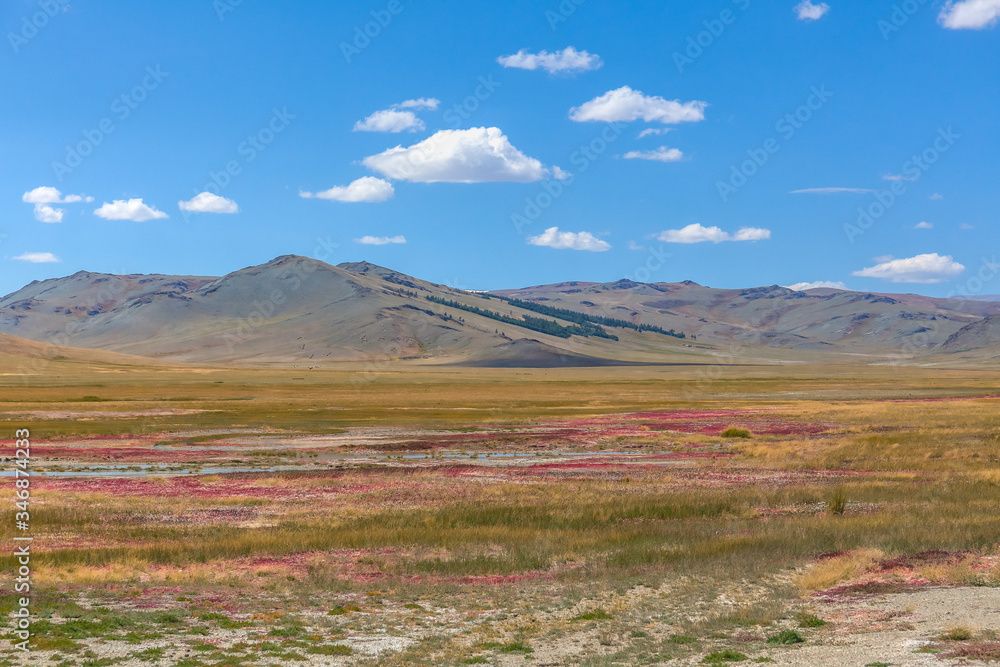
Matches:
[2,361,1000,664]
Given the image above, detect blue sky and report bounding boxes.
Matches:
[1,0,998,297]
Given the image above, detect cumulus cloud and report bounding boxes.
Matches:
[787,280,847,291]
[178,192,239,214]
[794,0,830,20]
[33,204,64,223]
[354,109,425,133]
[497,47,603,74]
[527,227,610,252]
[569,86,707,124]
[914,221,934,229]
[623,146,684,162]
[939,0,1000,29]
[94,199,169,222]
[355,235,407,245]
[22,186,93,205]
[396,98,440,110]
[791,187,875,194]
[13,252,60,263]
[657,223,771,244]
[300,177,395,203]
[22,186,93,223]
[852,253,965,283]
[363,127,547,183]
[638,128,672,138]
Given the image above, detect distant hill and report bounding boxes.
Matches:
[2,256,998,367]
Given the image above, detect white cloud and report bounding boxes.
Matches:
[628,241,644,251]
[363,127,547,183]
[623,146,684,162]
[13,252,60,263]
[960,222,975,230]
[787,281,847,291]
[355,235,407,245]
[795,0,830,20]
[939,0,1000,29]
[93,199,169,222]
[883,172,918,182]
[22,186,93,204]
[657,223,771,244]
[396,98,440,110]
[497,47,603,74]
[569,86,707,124]
[354,109,425,133]
[852,253,965,283]
[930,193,944,200]
[731,227,772,241]
[33,204,64,223]
[914,221,934,229]
[23,186,93,223]
[552,166,571,180]
[527,227,611,252]
[300,177,395,203]
[791,187,875,194]
[638,128,672,138]
[178,192,239,214]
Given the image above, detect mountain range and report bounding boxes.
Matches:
[1,255,998,368]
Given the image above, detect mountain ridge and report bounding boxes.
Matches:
[2,255,998,367]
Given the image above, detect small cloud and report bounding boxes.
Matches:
[178,192,239,214]
[527,227,611,252]
[939,0,1000,29]
[628,241,644,251]
[94,199,168,222]
[930,193,944,200]
[13,251,60,263]
[355,235,407,245]
[623,146,684,162]
[960,222,975,230]
[657,223,771,244]
[300,177,395,203]
[883,172,918,182]
[396,98,440,110]
[795,0,830,20]
[852,253,965,283]
[22,186,93,204]
[790,187,875,194]
[23,186,93,223]
[569,86,707,124]
[363,127,547,183]
[497,47,603,74]
[638,128,672,138]
[353,109,425,133]
[786,280,847,291]
[33,204,63,223]
[914,221,933,229]
[552,166,571,180]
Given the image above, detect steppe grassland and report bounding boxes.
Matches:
[1,362,1000,664]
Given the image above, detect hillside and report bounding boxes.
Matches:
[1,256,998,367]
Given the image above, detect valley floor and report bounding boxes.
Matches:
[2,364,1000,666]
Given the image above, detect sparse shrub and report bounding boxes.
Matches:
[721,427,752,439]
[797,613,827,628]
[571,608,613,621]
[940,626,973,641]
[669,634,698,644]
[702,649,748,663]
[767,630,804,645]
[828,487,847,515]
[306,644,351,656]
